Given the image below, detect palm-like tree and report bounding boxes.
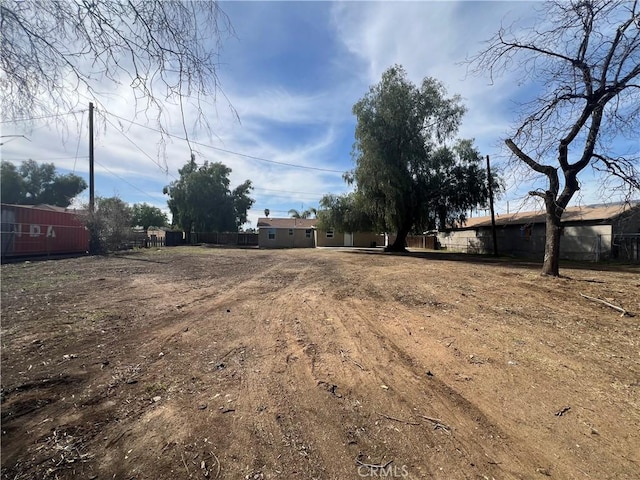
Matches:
[264,208,270,218]
[288,207,317,219]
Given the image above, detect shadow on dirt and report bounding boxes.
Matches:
[338,248,639,274]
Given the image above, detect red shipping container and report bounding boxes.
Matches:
[1,204,89,258]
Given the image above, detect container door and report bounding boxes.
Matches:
[1,208,16,257]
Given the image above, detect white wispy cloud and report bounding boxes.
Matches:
[3,1,633,231]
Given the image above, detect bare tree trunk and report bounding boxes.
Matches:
[541,204,562,276]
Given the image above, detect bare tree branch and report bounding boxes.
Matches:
[0,0,235,148]
[468,0,640,276]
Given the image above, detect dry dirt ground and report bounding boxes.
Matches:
[1,247,639,480]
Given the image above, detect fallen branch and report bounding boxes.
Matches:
[181,451,190,475]
[348,358,365,370]
[376,412,421,426]
[339,349,366,370]
[211,451,221,479]
[416,414,451,434]
[580,293,633,317]
[355,455,393,469]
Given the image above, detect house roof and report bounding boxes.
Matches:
[1,203,67,212]
[257,217,317,229]
[455,203,639,230]
[1,203,87,214]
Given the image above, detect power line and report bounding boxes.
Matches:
[253,187,328,196]
[100,112,178,180]
[0,110,87,124]
[2,156,89,162]
[94,159,160,203]
[102,109,347,174]
[252,190,322,201]
[248,208,302,214]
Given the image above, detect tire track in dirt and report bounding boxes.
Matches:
[3,248,639,479]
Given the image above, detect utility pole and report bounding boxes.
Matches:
[88,102,97,255]
[486,155,498,256]
[89,102,95,213]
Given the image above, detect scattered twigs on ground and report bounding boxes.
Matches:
[580,293,633,317]
[339,349,366,370]
[376,412,421,426]
[181,451,189,475]
[416,414,451,434]
[211,451,221,479]
[355,454,393,469]
[555,406,571,417]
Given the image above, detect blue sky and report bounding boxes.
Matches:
[1,1,636,229]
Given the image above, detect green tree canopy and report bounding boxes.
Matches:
[1,160,87,207]
[163,154,254,239]
[131,203,168,230]
[428,140,501,231]
[0,161,24,204]
[347,65,496,251]
[317,193,373,233]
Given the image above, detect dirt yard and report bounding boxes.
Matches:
[1,247,639,479]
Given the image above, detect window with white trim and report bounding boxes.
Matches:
[326,229,334,238]
[268,228,276,240]
[305,229,312,238]
[288,229,294,236]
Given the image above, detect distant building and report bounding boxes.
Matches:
[256,218,385,249]
[438,203,640,261]
[257,218,316,248]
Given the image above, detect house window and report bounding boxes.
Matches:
[326,229,334,238]
[305,229,312,238]
[268,228,276,240]
[289,229,294,236]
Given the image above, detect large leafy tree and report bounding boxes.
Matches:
[470,0,640,276]
[164,154,254,240]
[0,160,87,207]
[131,203,168,231]
[1,0,232,135]
[350,65,493,251]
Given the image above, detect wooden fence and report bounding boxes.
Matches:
[405,235,438,249]
[191,232,259,246]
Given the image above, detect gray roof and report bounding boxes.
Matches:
[455,203,639,229]
[257,217,317,229]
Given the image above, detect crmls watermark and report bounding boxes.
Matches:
[357,464,409,478]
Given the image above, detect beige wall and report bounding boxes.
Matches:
[315,229,345,247]
[562,224,612,260]
[315,230,386,247]
[614,207,640,234]
[438,230,477,252]
[439,223,619,260]
[353,232,385,247]
[259,228,315,248]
